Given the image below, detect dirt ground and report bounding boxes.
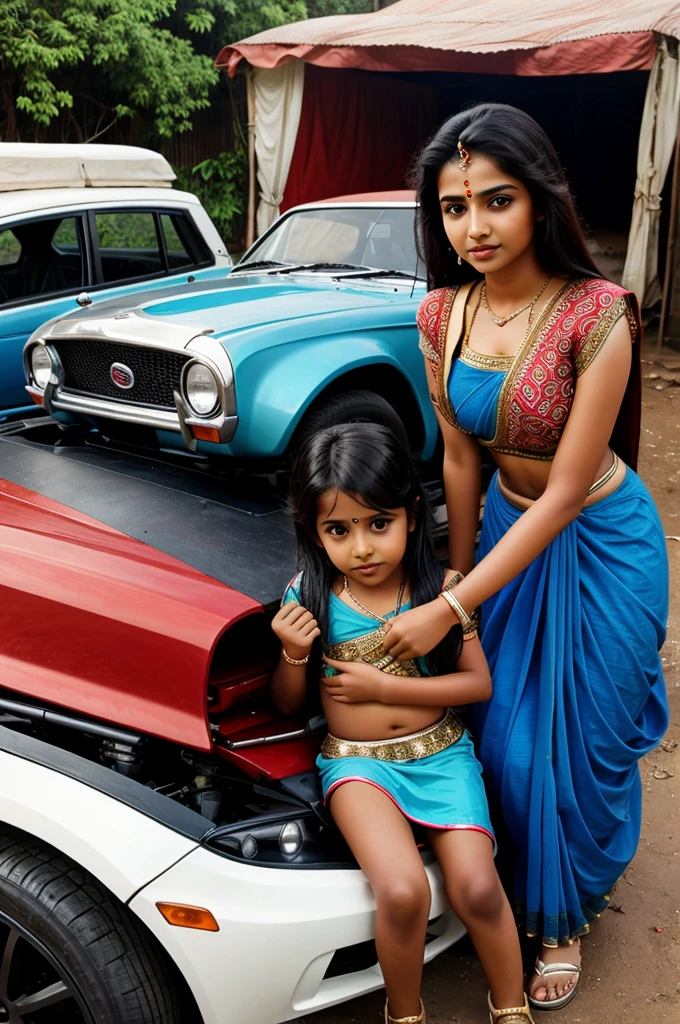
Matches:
[292,344,680,1024]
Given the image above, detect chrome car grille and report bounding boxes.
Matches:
[54,339,190,408]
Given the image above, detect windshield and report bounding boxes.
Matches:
[238,206,424,278]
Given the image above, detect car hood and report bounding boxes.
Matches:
[0,433,296,751]
[52,272,422,351]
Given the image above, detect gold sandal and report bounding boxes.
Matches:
[488,991,535,1023]
[384,998,426,1023]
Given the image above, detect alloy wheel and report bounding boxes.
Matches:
[0,912,94,1023]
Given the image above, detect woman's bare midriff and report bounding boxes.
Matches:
[493,447,625,506]
[320,689,444,742]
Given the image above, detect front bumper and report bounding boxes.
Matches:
[24,324,238,448]
[129,846,465,1024]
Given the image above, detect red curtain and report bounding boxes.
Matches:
[281,66,440,211]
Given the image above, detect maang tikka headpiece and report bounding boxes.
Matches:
[457,140,473,198]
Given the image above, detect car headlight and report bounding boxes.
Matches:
[31,346,53,390]
[205,811,354,868]
[184,362,219,417]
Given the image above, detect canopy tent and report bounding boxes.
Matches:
[217,0,680,306]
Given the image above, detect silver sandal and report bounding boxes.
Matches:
[528,956,582,1011]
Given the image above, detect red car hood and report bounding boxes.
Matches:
[0,479,261,751]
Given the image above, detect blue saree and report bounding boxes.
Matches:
[473,470,668,945]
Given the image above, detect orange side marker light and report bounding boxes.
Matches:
[156,902,219,931]
[191,425,221,443]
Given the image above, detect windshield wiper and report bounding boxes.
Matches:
[231,259,289,273]
[333,268,423,281]
[269,262,375,275]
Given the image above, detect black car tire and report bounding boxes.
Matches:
[0,826,182,1024]
[296,389,409,451]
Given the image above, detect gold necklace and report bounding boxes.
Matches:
[342,575,406,623]
[481,274,552,328]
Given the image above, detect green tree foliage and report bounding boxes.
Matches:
[189,1,307,42]
[174,148,248,249]
[307,1,374,15]
[0,0,217,141]
[0,0,379,142]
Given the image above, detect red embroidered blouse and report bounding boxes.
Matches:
[417,278,642,470]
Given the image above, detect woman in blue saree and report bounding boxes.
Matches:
[380,104,669,1012]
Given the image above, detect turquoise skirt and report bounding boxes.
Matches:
[473,468,668,945]
[317,728,495,845]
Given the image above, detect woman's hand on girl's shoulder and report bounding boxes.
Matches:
[321,658,386,704]
[271,601,320,661]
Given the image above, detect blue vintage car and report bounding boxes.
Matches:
[23,192,435,462]
[0,143,231,414]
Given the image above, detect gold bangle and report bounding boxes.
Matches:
[439,589,474,631]
[462,629,479,642]
[282,648,309,666]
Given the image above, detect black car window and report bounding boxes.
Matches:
[160,214,193,270]
[95,211,164,283]
[0,215,85,305]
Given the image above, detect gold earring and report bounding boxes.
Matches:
[457,255,462,266]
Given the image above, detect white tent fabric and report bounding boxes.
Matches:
[622,38,680,306]
[0,143,174,192]
[253,61,305,236]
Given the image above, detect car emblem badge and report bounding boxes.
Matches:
[110,363,135,390]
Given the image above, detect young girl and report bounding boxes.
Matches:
[270,423,534,1024]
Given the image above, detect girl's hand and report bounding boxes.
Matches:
[271,601,320,661]
[382,599,455,660]
[321,658,386,703]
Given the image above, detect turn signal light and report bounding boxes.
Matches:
[30,393,45,406]
[191,425,221,443]
[156,902,219,931]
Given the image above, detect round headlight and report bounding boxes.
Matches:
[279,821,303,856]
[31,346,53,390]
[185,362,219,417]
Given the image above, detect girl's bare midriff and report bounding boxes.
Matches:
[320,688,445,742]
[493,447,625,505]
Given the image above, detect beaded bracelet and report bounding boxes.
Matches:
[282,648,309,666]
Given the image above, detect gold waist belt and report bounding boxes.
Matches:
[320,710,463,762]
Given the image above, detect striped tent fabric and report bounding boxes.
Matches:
[217,0,680,76]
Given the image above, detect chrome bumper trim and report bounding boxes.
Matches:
[32,388,238,443]
[24,332,238,445]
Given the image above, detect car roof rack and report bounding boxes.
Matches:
[0,143,175,192]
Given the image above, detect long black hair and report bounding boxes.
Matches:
[412,103,601,289]
[288,422,462,680]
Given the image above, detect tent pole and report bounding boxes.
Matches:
[657,108,680,351]
[246,66,256,250]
